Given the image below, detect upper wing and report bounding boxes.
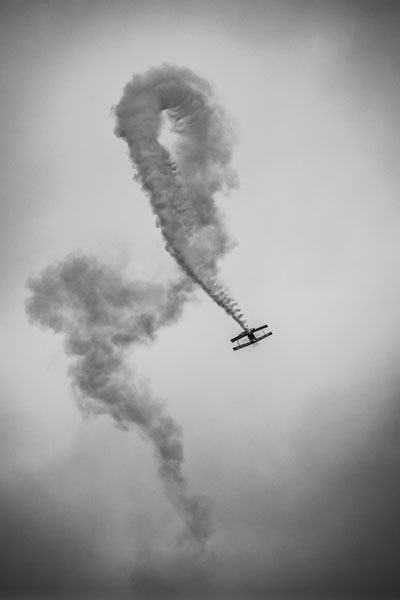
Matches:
[252,324,268,333]
[230,331,248,343]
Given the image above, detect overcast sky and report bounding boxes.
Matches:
[2,1,400,598]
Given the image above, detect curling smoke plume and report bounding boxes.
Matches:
[115,64,248,330]
[25,255,212,546]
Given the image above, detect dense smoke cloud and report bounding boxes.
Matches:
[24,63,247,557]
[114,64,248,330]
[25,254,212,546]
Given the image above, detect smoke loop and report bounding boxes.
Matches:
[115,64,248,329]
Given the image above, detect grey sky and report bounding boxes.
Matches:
[2,0,400,597]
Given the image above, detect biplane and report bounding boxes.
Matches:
[230,324,272,351]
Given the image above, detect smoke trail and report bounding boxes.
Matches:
[25,254,212,546]
[114,64,248,330]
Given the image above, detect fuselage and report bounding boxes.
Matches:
[247,329,256,342]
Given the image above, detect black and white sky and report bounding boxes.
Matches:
[2,1,400,598]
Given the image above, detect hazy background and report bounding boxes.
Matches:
[1,0,400,597]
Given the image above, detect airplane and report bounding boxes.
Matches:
[230,324,272,351]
